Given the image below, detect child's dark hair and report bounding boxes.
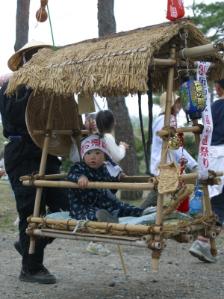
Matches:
[215,79,224,89]
[96,110,115,135]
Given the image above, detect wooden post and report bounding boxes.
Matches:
[29,96,55,254]
[152,45,176,272]
[202,185,217,256]
[192,101,217,257]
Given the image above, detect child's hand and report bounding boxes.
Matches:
[120,141,129,149]
[119,172,127,180]
[78,176,89,188]
[0,169,5,177]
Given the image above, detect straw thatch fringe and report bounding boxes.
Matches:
[7,19,223,97]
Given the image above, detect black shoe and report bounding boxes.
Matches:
[96,209,118,223]
[14,241,23,256]
[19,265,56,284]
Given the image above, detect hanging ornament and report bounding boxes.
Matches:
[180,79,206,120]
[166,0,185,21]
[176,155,190,213]
[36,0,48,22]
[168,133,181,150]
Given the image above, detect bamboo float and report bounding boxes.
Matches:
[31,228,148,247]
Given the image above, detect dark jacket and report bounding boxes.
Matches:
[0,82,60,173]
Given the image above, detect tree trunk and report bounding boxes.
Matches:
[97,0,142,200]
[15,0,30,51]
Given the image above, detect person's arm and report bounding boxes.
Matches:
[0,83,32,126]
[0,169,5,177]
[104,134,126,163]
[150,115,164,175]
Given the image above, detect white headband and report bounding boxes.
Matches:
[80,135,110,159]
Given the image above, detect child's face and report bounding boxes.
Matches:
[83,149,105,169]
[85,117,97,133]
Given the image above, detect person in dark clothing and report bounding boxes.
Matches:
[209,79,224,224]
[189,79,224,263]
[0,42,69,284]
[67,134,144,222]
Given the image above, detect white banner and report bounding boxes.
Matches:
[196,62,213,179]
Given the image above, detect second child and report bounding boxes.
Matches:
[96,110,129,163]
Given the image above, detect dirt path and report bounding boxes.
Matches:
[1,231,224,299]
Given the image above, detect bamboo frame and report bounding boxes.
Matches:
[28,216,163,234]
[21,36,223,274]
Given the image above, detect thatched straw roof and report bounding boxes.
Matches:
[7,19,223,97]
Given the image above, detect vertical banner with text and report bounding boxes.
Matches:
[196,62,213,179]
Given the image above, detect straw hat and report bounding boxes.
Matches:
[25,91,80,157]
[8,40,53,71]
[159,92,180,113]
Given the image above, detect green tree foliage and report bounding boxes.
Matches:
[189,1,224,41]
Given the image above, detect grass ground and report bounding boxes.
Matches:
[0,180,17,232]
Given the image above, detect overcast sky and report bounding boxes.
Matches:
[0,0,214,116]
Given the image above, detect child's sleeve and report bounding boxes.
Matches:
[67,163,86,182]
[104,134,126,163]
[102,166,120,182]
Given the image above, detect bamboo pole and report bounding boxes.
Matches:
[29,96,55,254]
[152,45,176,272]
[117,245,128,276]
[28,216,162,234]
[179,43,219,59]
[202,185,218,257]
[20,173,67,181]
[31,229,148,247]
[192,119,201,151]
[22,179,155,190]
[151,58,176,66]
[192,112,217,255]
[157,125,202,138]
[32,129,89,136]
